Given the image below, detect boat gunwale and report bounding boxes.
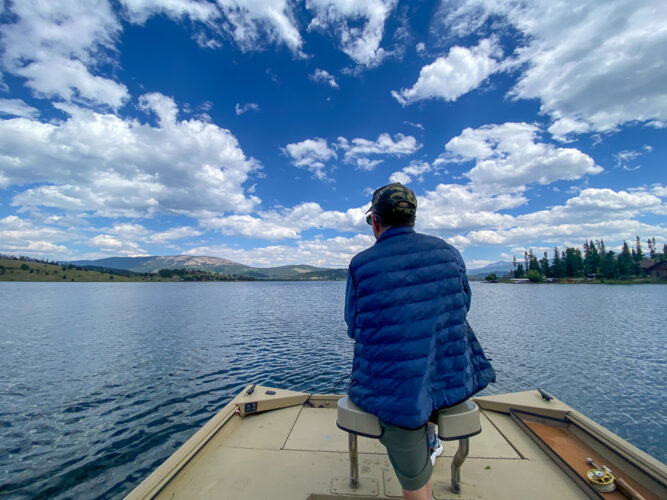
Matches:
[566,409,667,486]
[124,388,242,500]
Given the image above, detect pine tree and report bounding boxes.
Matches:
[565,247,584,277]
[596,239,606,256]
[558,249,567,277]
[648,237,656,259]
[584,240,600,276]
[618,241,633,276]
[600,250,618,279]
[634,236,644,261]
[539,252,550,277]
[528,249,540,272]
[551,247,561,278]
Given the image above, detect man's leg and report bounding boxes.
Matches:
[403,480,432,500]
[379,422,433,498]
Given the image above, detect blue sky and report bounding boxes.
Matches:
[0,0,665,269]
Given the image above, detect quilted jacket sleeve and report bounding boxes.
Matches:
[344,267,358,339]
[453,247,471,311]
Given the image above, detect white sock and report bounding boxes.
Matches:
[427,422,436,443]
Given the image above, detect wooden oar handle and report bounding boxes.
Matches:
[613,475,646,500]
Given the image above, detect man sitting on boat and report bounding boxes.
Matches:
[345,182,496,500]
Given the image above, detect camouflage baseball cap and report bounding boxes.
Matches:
[366,182,417,215]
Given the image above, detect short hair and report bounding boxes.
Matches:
[375,201,416,227]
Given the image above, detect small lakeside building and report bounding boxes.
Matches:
[646,261,667,279]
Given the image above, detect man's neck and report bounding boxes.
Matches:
[373,224,390,240]
[374,224,415,241]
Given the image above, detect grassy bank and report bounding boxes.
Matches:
[579,278,665,284]
[0,258,146,281]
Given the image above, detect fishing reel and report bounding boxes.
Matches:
[586,468,616,493]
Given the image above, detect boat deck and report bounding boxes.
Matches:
[126,387,666,500]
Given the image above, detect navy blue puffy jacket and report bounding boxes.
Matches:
[345,226,495,428]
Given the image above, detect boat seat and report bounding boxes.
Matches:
[437,400,481,440]
[336,396,480,493]
[336,396,382,438]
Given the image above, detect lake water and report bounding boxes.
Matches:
[0,281,665,498]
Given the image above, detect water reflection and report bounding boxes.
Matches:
[0,281,664,499]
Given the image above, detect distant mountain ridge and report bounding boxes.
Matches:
[466,261,514,277]
[69,255,347,281]
[69,255,511,281]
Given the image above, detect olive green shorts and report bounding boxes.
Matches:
[379,421,432,491]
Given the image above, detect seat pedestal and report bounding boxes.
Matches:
[348,433,359,488]
[450,437,469,493]
[336,396,481,493]
[336,397,382,489]
[437,400,481,493]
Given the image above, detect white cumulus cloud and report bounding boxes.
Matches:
[310,68,339,88]
[216,0,303,53]
[88,234,147,256]
[199,214,301,240]
[463,186,666,248]
[307,0,398,67]
[199,201,368,240]
[338,133,421,169]
[235,102,260,115]
[122,0,303,53]
[417,183,524,235]
[516,189,663,229]
[389,161,432,184]
[437,0,667,139]
[185,233,375,267]
[107,223,150,239]
[1,0,128,108]
[284,133,421,177]
[442,123,603,193]
[120,0,219,23]
[149,226,202,243]
[0,99,40,119]
[391,39,501,106]
[652,185,667,198]
[467,220,667,248]
[0,216,72,258]
[283,138,337,180]
[1,93,261,218]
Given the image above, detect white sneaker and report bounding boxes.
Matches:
[429,436,443,465]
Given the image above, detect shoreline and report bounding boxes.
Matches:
[475,279,666,285]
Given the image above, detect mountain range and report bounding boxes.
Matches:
[69,255,348,280]
[465,261,514,277]
[70,255,513,280]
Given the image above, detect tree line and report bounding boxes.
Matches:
[156,268,255,281]
[510,237,665,281]
[0,254,61,265]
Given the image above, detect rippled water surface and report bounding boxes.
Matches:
[0,281,665,498]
